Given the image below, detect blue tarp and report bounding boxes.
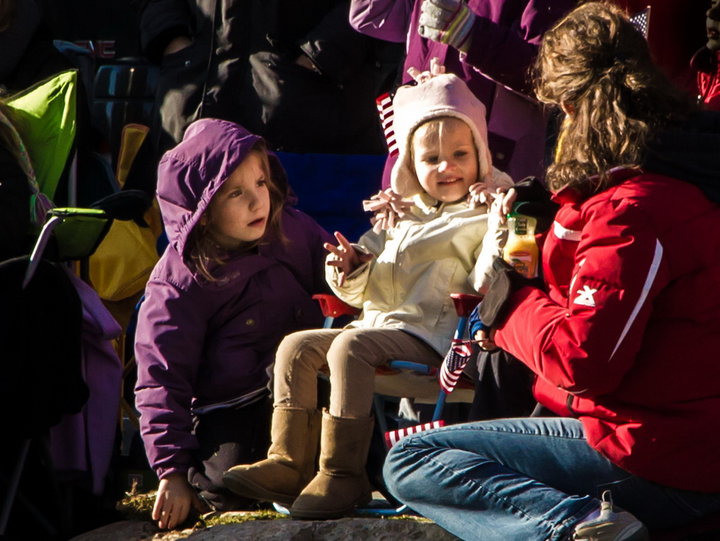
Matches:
[277,152,386,242]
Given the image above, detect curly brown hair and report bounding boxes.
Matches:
[533,2,696,197]
[188,140,286,282]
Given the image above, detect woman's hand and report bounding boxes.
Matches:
[152,473,207,530]
[324,231,373,286]
[474,328,498,352]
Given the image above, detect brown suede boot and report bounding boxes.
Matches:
[223,407,320,506]
[289,410,374,519]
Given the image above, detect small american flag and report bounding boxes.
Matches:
[376,92,398,157]
[384,420,446,448]
[630,7,651,39]
[438,339,475,395]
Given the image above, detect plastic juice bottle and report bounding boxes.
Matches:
[503,213,539,278]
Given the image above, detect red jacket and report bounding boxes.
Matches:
[495,169,720,492]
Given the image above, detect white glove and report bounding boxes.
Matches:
[418,0,475,53]
[474,194,508,294]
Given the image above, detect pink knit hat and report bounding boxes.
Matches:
[390,73,492,198]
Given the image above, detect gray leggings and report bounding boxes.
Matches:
[273,327,441,418]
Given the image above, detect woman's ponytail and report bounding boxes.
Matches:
[533,2,696,197]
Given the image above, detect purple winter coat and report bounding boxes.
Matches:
[134,119,332,479]
[350,0,574,182]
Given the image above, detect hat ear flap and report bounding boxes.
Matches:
[391,131,422,197]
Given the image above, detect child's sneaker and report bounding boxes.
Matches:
[573,490,649,541]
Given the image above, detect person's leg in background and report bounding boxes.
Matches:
[383,417,720,541]
[469,349,537,420]
[189,396,272,510]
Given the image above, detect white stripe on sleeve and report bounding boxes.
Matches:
[553,221,582,241]
[608,239,664,362]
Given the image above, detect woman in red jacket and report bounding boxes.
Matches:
[383,4,720,541]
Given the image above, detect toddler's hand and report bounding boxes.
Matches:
[467,182,490,209]
[325,231,373,286]
[407,56,446,83]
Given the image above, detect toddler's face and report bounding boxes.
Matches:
[203,151,270,249]
[412,117,478,203]
[708,0,720,51]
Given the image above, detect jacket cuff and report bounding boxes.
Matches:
[345,260,371,282]
[326,257,371,286]
[156,464,189,481]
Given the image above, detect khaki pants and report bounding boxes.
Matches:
[273,327,441,418]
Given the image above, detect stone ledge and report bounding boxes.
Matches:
[70,516,460,541]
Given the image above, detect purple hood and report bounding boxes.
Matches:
[157,118,288,258]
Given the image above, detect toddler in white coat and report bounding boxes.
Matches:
[224,65,512,519]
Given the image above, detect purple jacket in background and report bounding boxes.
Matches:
[50,271,122,495]
[134,119,332,479]
[350,0,575,182]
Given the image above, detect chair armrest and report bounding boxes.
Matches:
[450,293,483,317]
[312,294,362,319]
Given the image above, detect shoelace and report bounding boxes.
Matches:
[600,490,614,514]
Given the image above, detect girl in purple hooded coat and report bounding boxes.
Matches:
[134,118,332,529]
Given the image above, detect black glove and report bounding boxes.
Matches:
[479,257,543,328]
[511,177,559,234]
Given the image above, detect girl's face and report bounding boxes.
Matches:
[204,151,271,249]
[412,117,478,203]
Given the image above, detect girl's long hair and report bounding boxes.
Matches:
[188,140,286,281]
[533,1,696,196]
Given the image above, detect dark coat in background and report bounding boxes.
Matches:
[140,0,402,155]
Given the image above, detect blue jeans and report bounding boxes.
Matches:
[383,418,720,541]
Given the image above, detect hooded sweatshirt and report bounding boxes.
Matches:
[494,111,720,492]
[134,119,332,479]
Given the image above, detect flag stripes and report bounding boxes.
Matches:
[384,420,446,448]
[376,92,398,157]
[438,339,474,394]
